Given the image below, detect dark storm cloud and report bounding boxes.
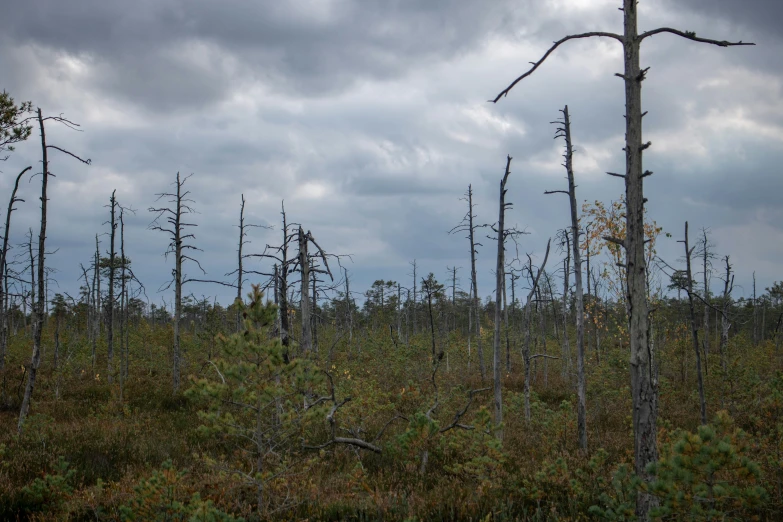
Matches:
[0,0,780,306]
[0,0,540,111]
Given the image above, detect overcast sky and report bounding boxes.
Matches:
[0,0,780,309]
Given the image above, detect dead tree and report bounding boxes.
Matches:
[491,3,752,515]
[92,234,100,372]
[545,106,587,452]
[149,172,233,393]
[447,266,459,333]
[19,109,90,434]
[522,240,553,421]
[106,190,118,383]
[752,271,758,346]
[410,259,418,335]
[119,209,128,393]
[118,208,142,390]
[559,230,572,378]
[421,273,443,361]
[248,202,296,362]
[226,194,269,332]
[720,256,734,373]
[701,229,713,355]
[295,226,333,355]
[680,222,707,425]
[78,263,92,361]
[343,267,353,354]
[492,155,512,437]
[0,167,30,371]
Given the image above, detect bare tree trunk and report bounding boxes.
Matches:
[107,190,117,384]
[463,186,486,379]
[312,269,318,353]
[546,106,587,451]
[120,209,128,393]
[93,235,100,373]
[682,222,707,425]
[174,203,182,393]
[397,282,402,340]
[278,205,291,362]
[236,195,245,332]
[450,266,457,333]
[0,167,29,372]
[622,7,657,513]
[702,229,711,356]
[411,260,418,335]
[492,156,512,437]
[425,282,436,360]
[720,256,734,373]
[19,109,48,433]
[298,227,312,355]
[149,172,206,393]
[752,271,758,346]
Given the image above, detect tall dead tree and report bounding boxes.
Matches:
[450,186,486,378]
[491,3,752,515]
[492,155,512,438]
[149,173,232,392]
[0,167,30,372]
[226,194,268,333]
[106,190,118,383]
[545,106,587,452]
[296,226,333,355]
[19,109,90,434]
[253,202,296,361]
[235,195,247,332]
[119,209,128,389]
[92,234,100,372]
[118,208,142,386]
[681,222,707,425]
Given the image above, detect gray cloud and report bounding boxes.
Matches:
[0,0,779,308]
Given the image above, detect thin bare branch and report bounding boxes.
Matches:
[491,32,623,103]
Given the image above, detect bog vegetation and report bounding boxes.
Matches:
[0,2,776,521]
